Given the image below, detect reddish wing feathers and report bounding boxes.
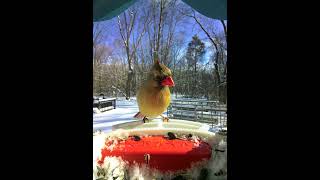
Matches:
[133,112,145,119]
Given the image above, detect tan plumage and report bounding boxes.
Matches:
[134,60,174,120]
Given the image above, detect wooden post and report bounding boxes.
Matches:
[194,104,197,122]
[201,101,204,123]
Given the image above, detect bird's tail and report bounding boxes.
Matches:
[133,112,145,119]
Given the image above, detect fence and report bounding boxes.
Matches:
[167,99,227,128]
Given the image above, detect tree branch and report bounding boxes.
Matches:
[220,20,227,38]
[117,16,127,47]
[155,0,164,60]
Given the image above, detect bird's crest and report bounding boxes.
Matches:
[153,51,160,64]
[154,58,160,64]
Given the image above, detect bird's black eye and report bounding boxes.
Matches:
[154,74,166,82]
[153,76,161,82]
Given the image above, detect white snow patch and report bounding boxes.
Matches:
[93,108,101,114]
[95,156,213,180]
[93,97,227,179]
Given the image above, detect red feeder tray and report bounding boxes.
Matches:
[98,135,212,172]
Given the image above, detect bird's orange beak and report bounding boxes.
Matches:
[161,76,175,87]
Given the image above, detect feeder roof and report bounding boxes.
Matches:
[93,0,227,22]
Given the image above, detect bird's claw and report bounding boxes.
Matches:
[143,117,149,123]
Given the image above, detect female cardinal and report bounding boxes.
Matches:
[134,59,174,122]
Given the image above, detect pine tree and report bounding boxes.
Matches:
[185,35,205,97]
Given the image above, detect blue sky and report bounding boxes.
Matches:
[94,0,226,64]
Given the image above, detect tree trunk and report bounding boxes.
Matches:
[126,68,133,100]
[220,20,227,38]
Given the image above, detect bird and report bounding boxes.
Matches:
[134,58,174,123]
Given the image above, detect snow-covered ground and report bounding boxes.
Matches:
[93,97,170,133]
[93,97,226,133]
[93,97,139,133]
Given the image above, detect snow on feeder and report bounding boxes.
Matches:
[93,119,226,179]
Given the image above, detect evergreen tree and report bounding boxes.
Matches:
[185,35,205,97]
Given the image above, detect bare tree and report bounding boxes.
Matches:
[117,5,150,99]
[177,5,227,102]
[93,23,114,94]
[145,0,182,64]
[220,20,227,39]
[93,0,227,103]
[93,44,113,94]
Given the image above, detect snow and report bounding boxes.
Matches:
[93,97,139,133]
[94,156,210,180]
[99,98,116,102]
[93,134,226,179]
[93,97,225,133]
[93,97,227,179]
[93,97,173,133]
[93,108,101,114]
